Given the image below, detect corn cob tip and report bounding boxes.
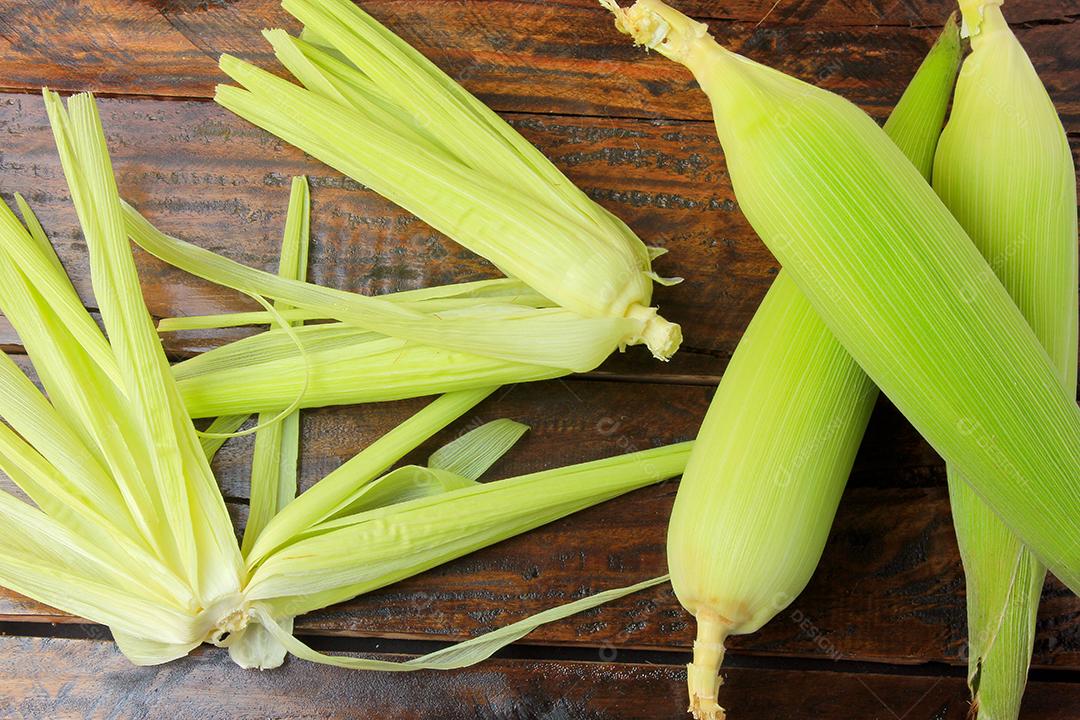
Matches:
[627,304,682,360]
[937,12,962,53]
[958,0,1005,39]
[686,611,730,720]
[602,0,709,63]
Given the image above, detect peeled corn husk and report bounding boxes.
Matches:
[0,91,246,662]
[163,278,568,417]
[124,205,638,375]
[0,89,690,671]
[157,278,554,332]
[205,0,681,362]
[933,2,1078,717]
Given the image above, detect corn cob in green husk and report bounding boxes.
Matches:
[606,0,1080,640]
[933,2,1078,717]
[627,15,962,718]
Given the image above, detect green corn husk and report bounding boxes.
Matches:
[124,205,637,374]
[609,0,1080,592]
[645,18,961,718]
[205,0,681,362]
[0,89,691,671]
[228,175,310,669]
[240,176,311,558]
[173,326,565,417]
[245,440,691,618]
[231,411,528,670]
[161,277,567,417]
[157,279,553,332]
[933,2,1078,717]
[162,276,567,417]
[0,91,246,662]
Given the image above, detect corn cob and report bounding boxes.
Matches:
[609,1,1080,599]
[934,2,1078,717]
[644,16,961,718]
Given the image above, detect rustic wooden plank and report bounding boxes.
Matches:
[0,369,1075,670]
[0,357,946,499]
[2,93,1078,385]
[203,379,948,500]
[0,90,770,384]
[0,635,1077,720]
[291,484,1079,669]
[0,1,1076,125]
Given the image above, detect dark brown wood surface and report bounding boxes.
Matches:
[0,0,1077,718]
[2,635,1078,720]
[1,1,1078,124]
[1,378,1077,669]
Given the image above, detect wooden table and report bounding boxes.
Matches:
[0,1,1077,718]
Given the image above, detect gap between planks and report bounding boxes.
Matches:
[3,619,1079,684]
[0,84,725,128]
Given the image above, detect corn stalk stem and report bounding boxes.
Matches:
[687,610,730,720]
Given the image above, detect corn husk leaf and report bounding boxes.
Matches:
[934,3,1078,717]
[123,203,636,374]
[232,413,527,669]
[427,418,529,480]
[657,19,961,717]
[252,573,669,671]
[241,175,311,558]
[245,388,495,566]
[157,279,551,331]
[172,322,564,418]
[247,442,692,616]
[0,92,246,665]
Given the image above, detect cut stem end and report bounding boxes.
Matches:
[602,0,710,63]
[626,304,682,360]
[687,611,730,720]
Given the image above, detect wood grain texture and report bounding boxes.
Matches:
[0,1,1077,124]
[1,93,1078,385]
[0,372,1076,668]
[0,635,1077,720]
[0,90,773,383]
[0,0,1078,713]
